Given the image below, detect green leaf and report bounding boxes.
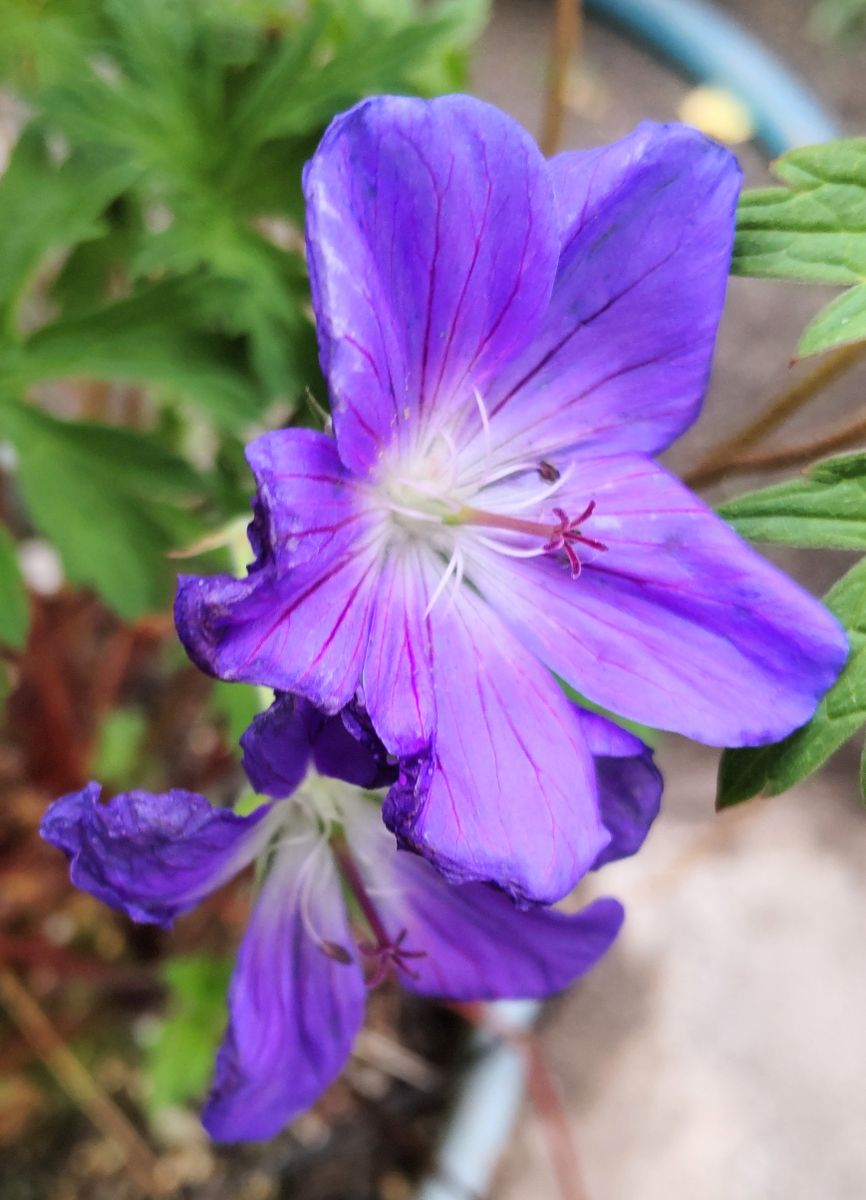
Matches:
[6,280,262,429]
[210,680,264,747]
[0,127,134,326]
[0,402,214,619]
[145,955,232,1114]
[733,138,866,355]
[717,556,866,806]
[0,523,29,649]
[92,708,148,787]
[718,452,866,549]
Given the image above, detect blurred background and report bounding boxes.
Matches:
[0,2,865,1198]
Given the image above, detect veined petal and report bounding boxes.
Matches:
[304,95,559,474]
[40,783,276,929]
[345,799,622,1000]
[480,122,741,464]
[383,587,608,905]
[241,693,396,795]
[203,832,365,1142]
[362,541,435,756]
[575,709,662,869]
[472,454,848,746]
[246,428,369,569]
[175,534,382,710]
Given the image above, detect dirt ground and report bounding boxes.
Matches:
[466,3,866,1197]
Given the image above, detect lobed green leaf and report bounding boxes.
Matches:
[718,453,866,549]
[0,523,29,649]
[717,555,866,806]
[733,138,866,355]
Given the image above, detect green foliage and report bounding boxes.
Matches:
[0,401,219,619]
[719,453,866,550]
[145,955,233,1114]
[0,522,28,648]
[210,679,265,747]
[0,0,486,623]
[811,0,866,40]
[92,709,149,788]
[718,452,866,805]
[718,556,866,806]
[733,140,866,355]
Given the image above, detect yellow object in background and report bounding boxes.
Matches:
[678,85,755,144]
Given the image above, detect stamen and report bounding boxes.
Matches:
[424,544,462,617]
[489,461,575,515]
[475,534,547,559]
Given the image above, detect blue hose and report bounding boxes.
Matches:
[587,0,841,154]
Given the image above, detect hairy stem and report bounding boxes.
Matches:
[540,0,582,156]
[685,342,866,490]
[714,410,866,478]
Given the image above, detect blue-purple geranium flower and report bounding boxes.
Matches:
[176,96,846,906]
[41,698,660,1142]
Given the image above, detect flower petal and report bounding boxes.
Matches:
[472,454,848,746]
[40,783,276,929]
[175,537,382,710]
[575,709,662,869]
[345,799,622,999]
[203,833,365,1142]
[362,541,435,756]
[241,693,395,795]
[481,122,741,464]
[304,95,559,474]
[383,588,608,905]
[245,428,370,569]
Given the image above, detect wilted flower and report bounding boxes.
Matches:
[41,698,660,1141]
[176,96,846,905]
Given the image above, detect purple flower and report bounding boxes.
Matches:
[41,700,659,1142]
[175,96,847,905]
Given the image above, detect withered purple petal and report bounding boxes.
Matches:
[40,783,274,929]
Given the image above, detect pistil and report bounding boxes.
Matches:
[445,499,607,577]
[333,843,425,986]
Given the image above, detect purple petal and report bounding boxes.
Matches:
[245,428,369,569]
[345,800,623,1000]
[473,454,847,746]
[240,695,315,797]
[575,710,662,870]
[203,833,365,1142]
[40,783,275,929]
[241,693,395,795]
[362,542,435,756]
[383,588,608,905]
[480,122,741,464]
[303,95,559,474]
[175,536,382,709]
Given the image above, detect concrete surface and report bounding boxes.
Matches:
[470,3,866,1196]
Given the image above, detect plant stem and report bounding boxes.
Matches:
[684,341,866,490]
[714,410,866,478]
[540,0,582,156]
